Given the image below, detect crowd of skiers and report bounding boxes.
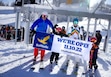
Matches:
[30,11,103,70]
[0,25,25,41]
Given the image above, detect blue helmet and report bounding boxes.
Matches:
[73,18,79,22]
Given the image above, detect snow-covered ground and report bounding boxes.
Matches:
[0,37,111,77]
[0,4,111,77]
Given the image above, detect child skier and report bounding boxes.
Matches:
[89,37,99,70]
[50,24,61,65]
[50,25,67,65]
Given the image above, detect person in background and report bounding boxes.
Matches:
[30,11,53,64]
[95,30,102,46]
[88,32,93,41]
[0,26,4,38]
[60,26,68,37]
[6,26,11,40]
[81,26,87,40]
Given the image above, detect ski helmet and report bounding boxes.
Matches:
[55,27,62,32]
[90,37,97,43]
[73,18,79,24]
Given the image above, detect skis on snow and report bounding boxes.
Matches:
[82,69,97,77]
[60,60,79,75]
[60,60,69,72]
[49,62,59,72]
[82,49,98,76]
[39,61,44,69]
[30,60,36,70]
[73,62,79,75]
[30,60,44,70]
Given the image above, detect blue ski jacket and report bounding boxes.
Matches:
[31,16,53,33]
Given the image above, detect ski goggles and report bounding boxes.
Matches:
[73,21,78,24]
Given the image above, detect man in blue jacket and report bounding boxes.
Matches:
[30,11,53,64]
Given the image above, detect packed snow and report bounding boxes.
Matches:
[0,4,111,77]
[0,36,111,77]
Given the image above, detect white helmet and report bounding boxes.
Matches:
[41,11,48,16]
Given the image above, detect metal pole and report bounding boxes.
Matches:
[93,18,97,37]
[67,16,70,31]
[85,18,91,41]
[54,14,57,25]
[15,12,20,44]
[105,20,111,52]
[22,0,24,7]
[27,9,30,45]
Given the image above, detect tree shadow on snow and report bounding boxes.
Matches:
[0,55,33,67]
[1,48,33,57]
[97,57,109,71]
[1,59,38,77]
[1,52,81,77]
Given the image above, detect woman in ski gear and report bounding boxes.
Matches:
[30,11,53,63]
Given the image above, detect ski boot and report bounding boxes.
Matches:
[55,60,58,65]
[75,62,79,68]
[66,60,70,67]
[74,62,79,75]
[40,60,44,69]
[33,57,36,65]
[94,65,98,70]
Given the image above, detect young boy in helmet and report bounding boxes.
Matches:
[30,11,53,64]
[68,18,83,62]
[89,37,99,70]
[67,18,83,39]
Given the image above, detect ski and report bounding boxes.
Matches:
[49,62,59,72]
[30,66,35,70]
[60,64,68,73]
[30,60,36,70]
[73,63,79,75]
[82,69,96,77]
[60,60,69,73]
[30,63,36,71]
[49,63,53,72]
[33,60,36,65]
[89,70,95,77]
[39,61,44,70]
[82,69,91,75]
[30,60,40,70]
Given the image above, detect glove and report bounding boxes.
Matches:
[30,29,36,36]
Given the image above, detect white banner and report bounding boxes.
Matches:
[51,35,92,62]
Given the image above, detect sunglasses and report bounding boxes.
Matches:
[42,15,48,18]
[73,21,78,24]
